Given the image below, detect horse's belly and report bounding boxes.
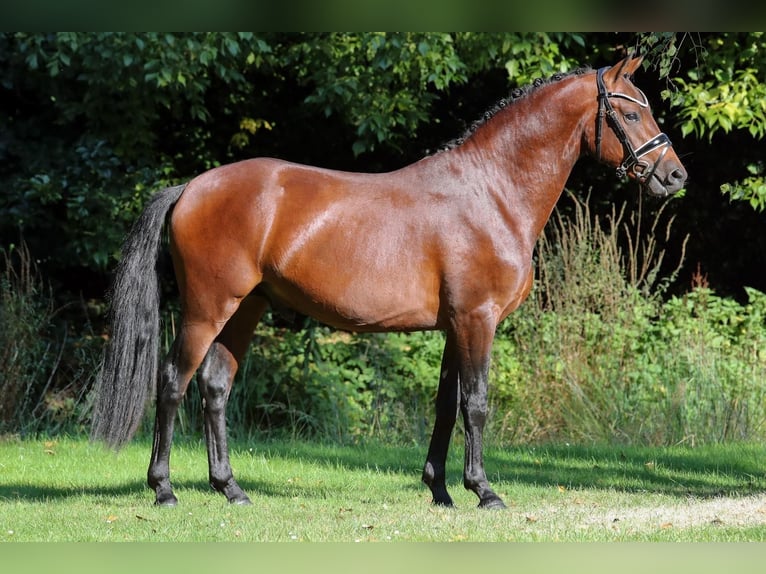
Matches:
[259,273,441,333]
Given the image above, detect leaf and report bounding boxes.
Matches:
[352,140,367,156]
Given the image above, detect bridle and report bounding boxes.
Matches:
[595,66,672,185]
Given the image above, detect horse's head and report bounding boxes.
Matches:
[593,56,687,197]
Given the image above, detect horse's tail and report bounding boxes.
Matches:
[90,184,187,449]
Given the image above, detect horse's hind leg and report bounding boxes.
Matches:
[148,321,221,506]
[197,295,268,504]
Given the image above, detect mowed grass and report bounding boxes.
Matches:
[1,435,766,542]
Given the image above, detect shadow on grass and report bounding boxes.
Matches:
[0,478,309,503]
[228,439,766,499]
[1,437,763,503]
[0,480,149,502]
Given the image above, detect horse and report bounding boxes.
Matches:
[91,56,687,508]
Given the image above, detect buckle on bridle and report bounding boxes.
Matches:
[595,67,672,185]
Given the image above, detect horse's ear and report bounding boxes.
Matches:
[603,55,644,84]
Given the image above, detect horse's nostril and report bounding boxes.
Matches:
[670,168,686,183]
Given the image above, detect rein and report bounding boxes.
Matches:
[595,66,672,185]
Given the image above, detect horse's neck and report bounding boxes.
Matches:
[453,78,592,239]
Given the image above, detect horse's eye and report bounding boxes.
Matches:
[624,112,640,122]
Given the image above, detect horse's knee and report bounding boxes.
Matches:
[157,369,185,408]
[198,349,235,410]
[463,468,486,491]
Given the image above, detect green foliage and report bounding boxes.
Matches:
[0,32,275,272]
[652,286,766,443]
[663,34,766,141]
[288,33,467,156]
[649,32,766,211]
[284,32,585,156]
[720,162,766,212]
[454,32,584,84]
[494,194,766,446]
[0,244,53,432]
[177,320,444,444]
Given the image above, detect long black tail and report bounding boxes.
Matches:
[91,184,186,449]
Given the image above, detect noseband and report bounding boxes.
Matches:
[595,67,672,185]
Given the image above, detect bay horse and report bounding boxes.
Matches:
[91,56,687,508]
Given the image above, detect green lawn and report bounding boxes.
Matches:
[1,436,766,542]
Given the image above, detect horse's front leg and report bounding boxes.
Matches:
[455,309,506,509]
[422,334,460,506]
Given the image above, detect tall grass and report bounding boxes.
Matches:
[493,193,766,446]
[0,243,96,436]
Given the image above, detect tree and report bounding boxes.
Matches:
[0,33,276,274]
[643,32,766,211]
[0,32,586,285]
[0,32,764,302]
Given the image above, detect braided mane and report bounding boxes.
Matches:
[438,66,592,152]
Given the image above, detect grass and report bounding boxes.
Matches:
[1,435,766,542]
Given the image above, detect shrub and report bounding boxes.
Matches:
[174,316,444,444]
[0,243,53,433]
[650,286,766,444]
[491,193,766,446]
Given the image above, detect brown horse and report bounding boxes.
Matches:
[91,56,687,508]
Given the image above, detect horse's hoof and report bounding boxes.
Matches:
[478,496,507,510]
[429,488,455,508]
[229,495,252,506]
[431,497,455,508]
[154,494,179,507]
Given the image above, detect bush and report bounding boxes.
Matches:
[491,194,766,446]
[650,286,766,444]
[176,319,444,444]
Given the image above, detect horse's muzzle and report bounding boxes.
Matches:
[644,165,687,198]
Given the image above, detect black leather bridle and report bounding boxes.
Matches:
[595,67,672,185]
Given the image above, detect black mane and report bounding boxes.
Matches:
[437,66,592,152]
